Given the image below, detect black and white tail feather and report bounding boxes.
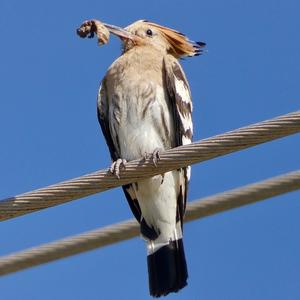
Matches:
[147,237,188,297]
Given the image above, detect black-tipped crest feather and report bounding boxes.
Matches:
[142,20,206,58]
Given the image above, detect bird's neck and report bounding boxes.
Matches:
[121,45,165,70]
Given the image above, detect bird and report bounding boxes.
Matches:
[84,19,205,297]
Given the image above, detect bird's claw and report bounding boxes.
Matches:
[110,158,127,179]
[152,148,161,167]
[144,148,161,167]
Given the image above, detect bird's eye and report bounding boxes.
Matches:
[146,29,153,36]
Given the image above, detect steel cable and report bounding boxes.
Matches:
[0,111,299,221]
[0,169,299,276]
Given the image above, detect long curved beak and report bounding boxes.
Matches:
[103,23,136,41]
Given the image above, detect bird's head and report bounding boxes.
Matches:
[106,20,206,58]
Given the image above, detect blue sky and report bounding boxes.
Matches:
[0,0,299,299]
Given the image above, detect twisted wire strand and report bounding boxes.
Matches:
[1,111,299,222]
[0,169,299,276]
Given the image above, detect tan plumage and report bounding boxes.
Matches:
[121,20,205,58]
[78,19,205,297]
[143,21,205,57]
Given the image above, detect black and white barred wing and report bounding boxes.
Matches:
[164,56,193,223]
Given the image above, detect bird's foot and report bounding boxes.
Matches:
[144,148,162,167]
[110,158,127,179]
[144,149,165,183]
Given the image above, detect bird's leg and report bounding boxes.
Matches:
[144,148,162,167]
[110,158,127,179]
[151,148,161,167]
[144,149,165,184]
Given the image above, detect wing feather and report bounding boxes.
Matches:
[164,57,193,224]
[97,81,142,222]
[97,80,119,161]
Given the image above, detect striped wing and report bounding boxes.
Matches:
[164,56,193,223]
[97,80,142,222]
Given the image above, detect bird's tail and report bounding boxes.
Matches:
[147,238,188,297]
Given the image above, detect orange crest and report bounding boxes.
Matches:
[143,21,206,58]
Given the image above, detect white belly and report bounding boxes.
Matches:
[118,120,164,160]
[110,84,173,161]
